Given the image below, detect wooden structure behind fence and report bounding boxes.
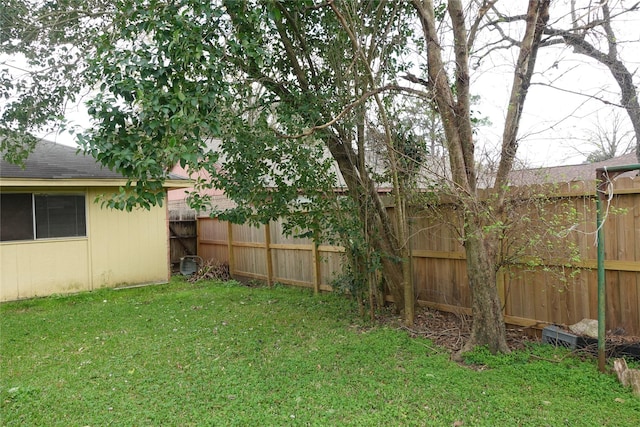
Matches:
[168,203,197,271]
[198,177,640,335]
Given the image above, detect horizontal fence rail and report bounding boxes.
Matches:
[197,177,640,335]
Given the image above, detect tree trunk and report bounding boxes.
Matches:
[325,133,406,311]
[401,197,414,325]
[228,1,408,315]
[412,0,550,353]
[460,218,509,354]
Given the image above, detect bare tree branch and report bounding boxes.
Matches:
[494,0,551,194]
[531,81,623,109]
[467,0,498,50]
[543,1,640,162]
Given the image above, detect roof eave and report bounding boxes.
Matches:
[163,179,194,189]
[0,178,194,189]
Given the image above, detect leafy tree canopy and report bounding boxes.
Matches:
[1,0,416,236]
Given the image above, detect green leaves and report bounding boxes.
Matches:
[212,112,338,234]
[69,1,231,210]
[1,1,114,150]
[3,1,417,303]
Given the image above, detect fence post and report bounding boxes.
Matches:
[265,222,273,286]
[312,235,321,294]
[227,221,235,278]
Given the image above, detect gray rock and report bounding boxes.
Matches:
[569,318,599,338]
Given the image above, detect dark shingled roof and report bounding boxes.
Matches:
[1,139,186,181]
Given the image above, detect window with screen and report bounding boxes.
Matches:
[0,193,34,241]
[34,195,86,239]
[0,193,86,242]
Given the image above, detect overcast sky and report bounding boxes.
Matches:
[3,1,639,169]
[472,1,640,168]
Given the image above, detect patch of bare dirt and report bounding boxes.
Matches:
[378,306,640,359]
[379,306,537,353]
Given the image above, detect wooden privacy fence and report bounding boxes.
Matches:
[198,218,345,292]
[198,177,640,335]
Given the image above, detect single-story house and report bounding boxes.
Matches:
[0,140,191,301]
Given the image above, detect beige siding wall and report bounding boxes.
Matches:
[0,187,170,301]
[0,239,90,301]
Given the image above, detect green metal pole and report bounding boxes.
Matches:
[595,175,606,373]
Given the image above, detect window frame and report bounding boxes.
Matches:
[0,191,88,242]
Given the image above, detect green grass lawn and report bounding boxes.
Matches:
[1,278,639,426]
